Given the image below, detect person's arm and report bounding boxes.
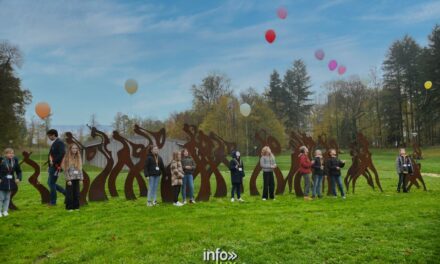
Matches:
[395,157,400,173]
[0,162,5,182]
[143,156,150,177]
[53,141,66,167]
[159,157,166,176]
[338,159,345,168]
[14,158,22,181]
[229,160,236,171]
[242,161,245,177]
[259,157,266,169]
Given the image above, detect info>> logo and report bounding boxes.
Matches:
[203,248,238,263]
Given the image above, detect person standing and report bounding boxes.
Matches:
[62,144,84,211]
[325,149,346,199]
[170,151,184,206]
[0,148,22,217]
[260,146,277,200]
[230,150,245,202]
[47,129,66,205]
[395,148,413,193]
[181,149,196,204]
[311,150,325,199]
[144,145,165,207]
[298,146,312,200]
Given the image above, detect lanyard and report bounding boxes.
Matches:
[5,158,14,173]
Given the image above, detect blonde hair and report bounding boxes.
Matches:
[4,148,14,155]
[172,151,181,161]
[62,144,82,170]
[261,146,273,157]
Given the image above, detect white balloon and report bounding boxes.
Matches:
[240,103,251,117]
[125,79,138,95]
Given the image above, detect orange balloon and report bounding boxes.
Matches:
[35,102,51,119]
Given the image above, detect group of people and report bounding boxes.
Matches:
[0,128,418,215]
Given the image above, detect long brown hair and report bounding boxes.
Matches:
[62,143,82,170]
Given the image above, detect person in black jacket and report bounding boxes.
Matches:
[144,145,165,206]
[325,149,346,198]
[230,150,245,202]
[395,148,413,193]
[47,129,66,205]
[0,148,22,217]
[311,149,325,198]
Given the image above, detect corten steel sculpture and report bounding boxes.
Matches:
[344,132,383,193]
[182,124,229,201]
[88,126,114,201]
[249,129,285,196]
[412,141,423,160]
[406,161,427,191]
[124,125,167,201]
[65,132,91,206]
[22,151,51,205]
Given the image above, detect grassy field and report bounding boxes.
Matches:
[1,148,439,263]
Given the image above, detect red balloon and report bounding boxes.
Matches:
[265,30,276,44]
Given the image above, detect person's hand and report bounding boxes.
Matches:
[15,179,20,184]
[320,166,324,170]
[0,180,2,184]
[341,160,346,163]
[311,160,315,164]
[271,165,277,169]
[336,167,340,170]
[185,166,191,169]
[67,181,72,186]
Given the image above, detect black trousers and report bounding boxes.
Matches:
[397,173,408,192]
[173,185,181,203]
[231,183,241,198]
[262,171,275,199]
[65,180,80,210]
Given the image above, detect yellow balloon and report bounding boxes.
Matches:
[125,79,138,95]
[424,81,432,90]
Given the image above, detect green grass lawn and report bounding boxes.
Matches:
[1,148,439,263]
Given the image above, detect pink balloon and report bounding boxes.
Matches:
[328,60,338,71]
[315,49,325,60]
[277,7,287,19]
[338,65,347,75]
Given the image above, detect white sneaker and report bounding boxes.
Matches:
[262,198,267,201]
[231,198,235,202]
[153,201,159,206]
[183,201,187,205]
[147,202,153,207]
[68,210,74,212]
[190,199,196,204]
[342,196,346,199]
[2,211,8,217]
[238,198,244,202]
[173,202,183,207]
[177,201,184,206]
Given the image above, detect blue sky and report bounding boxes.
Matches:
[1,0,439,126]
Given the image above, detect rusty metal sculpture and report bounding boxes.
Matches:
[344,132,382,193]
[412,141,423,160]
[406,161,427,191]
[249,129,285,196]
[65,132,91,206]
[88,126,114,201]
[182,124,230,201]
[22,151,50,205]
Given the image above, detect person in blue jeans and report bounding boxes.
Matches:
[311,149,325,199]
[47,129,66,205]
[144,145,165,207]
[325,149,346,199]
[181,149,196,204]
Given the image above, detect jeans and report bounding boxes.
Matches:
[0,191,11,212]
[48,166,66,205]
[147,176,160,202]
[173,185,181,203]
[231,183,241,199]
[65,180,80,210]
[262,171,275,199]
[330,175,345,197]
[182,174,194,201]
[302,174,311,196]
[312,174,324,197]
[397,173,408,192]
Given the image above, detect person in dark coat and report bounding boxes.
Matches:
[144,145,166,206]
[325,149,346,198]
[311,149,325,199]
[47,129,66,205]
[0,148,22,217]
[230,150,245,202]
[395,148,413,193]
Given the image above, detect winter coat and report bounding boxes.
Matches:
[144,153,165,177]
[170,160,184,186]
[230,155,245,184]
[325,157,345,177]
[260,155,276,172]
[298,154,312,174]
[0,157,22,191]
[48,138,66,168]
[311,157,325,176]
[395,155,414,175]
